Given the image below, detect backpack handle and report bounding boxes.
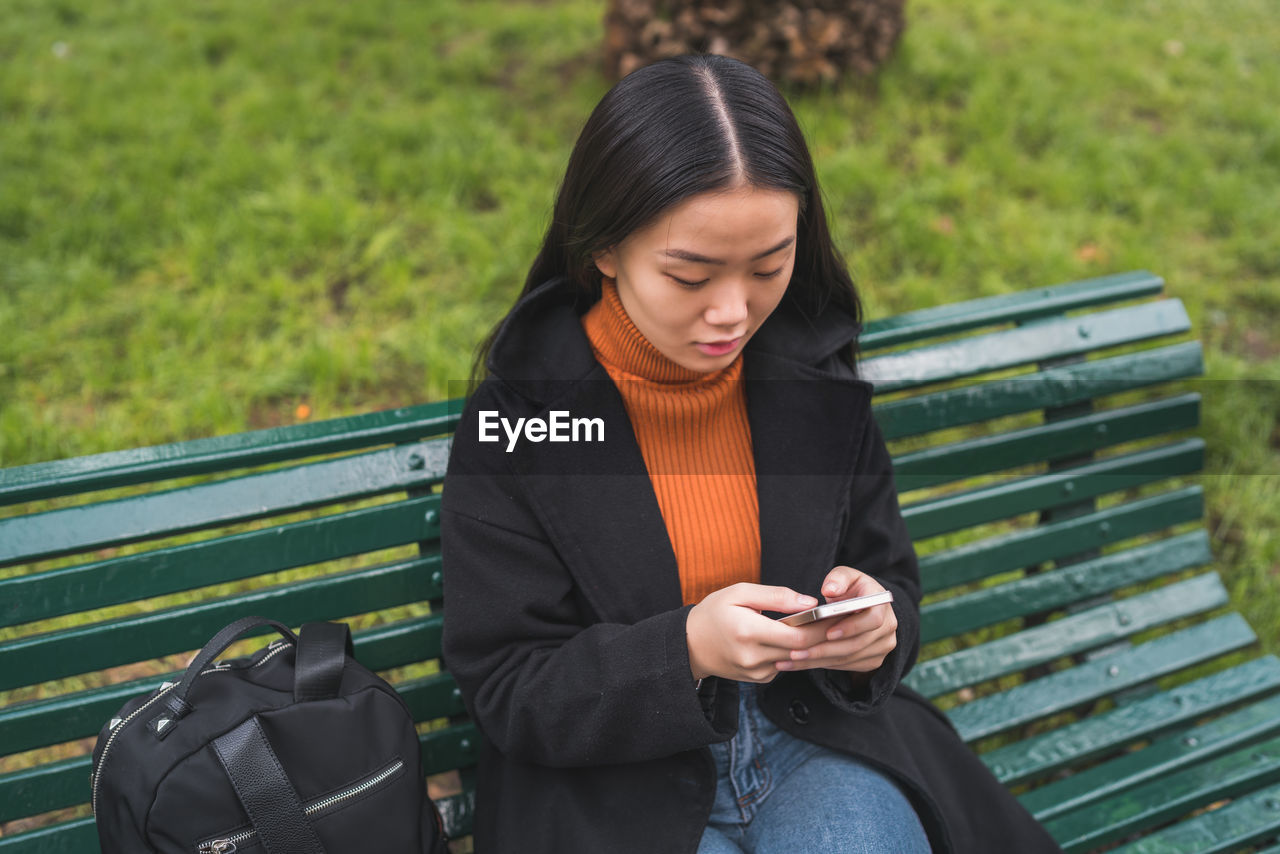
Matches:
[150,617,298,738]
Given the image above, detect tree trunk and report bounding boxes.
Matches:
[603,0,906,87]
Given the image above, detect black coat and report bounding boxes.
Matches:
[441,277,1063,854]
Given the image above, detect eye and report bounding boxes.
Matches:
[668,274,710,288]
[755,267,785,279]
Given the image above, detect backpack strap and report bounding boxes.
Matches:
[212,716,327,854]
[294,622,353,702]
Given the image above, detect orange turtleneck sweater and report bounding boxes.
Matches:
[581,281,761,606]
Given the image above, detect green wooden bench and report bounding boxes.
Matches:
[3,270,1279,853]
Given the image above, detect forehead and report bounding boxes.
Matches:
[630,186,799,258]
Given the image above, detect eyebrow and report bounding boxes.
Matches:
[659,235,796,266]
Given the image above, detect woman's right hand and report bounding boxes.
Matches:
[686,583,821,683]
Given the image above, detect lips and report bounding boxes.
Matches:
[695,337,741,357]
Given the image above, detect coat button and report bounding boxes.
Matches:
[788,699,810,725]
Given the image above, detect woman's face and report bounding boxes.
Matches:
[593,185,800,373]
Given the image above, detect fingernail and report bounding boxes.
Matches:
[828,629,844,640]
[791,649,810,660]
[776,661,794,671]
[798,595,818,607]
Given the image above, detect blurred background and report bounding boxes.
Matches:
[1,1,1276,638]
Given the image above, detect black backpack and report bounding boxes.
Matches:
[91,616,448,854]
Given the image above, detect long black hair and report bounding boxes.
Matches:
[472,54,862,381]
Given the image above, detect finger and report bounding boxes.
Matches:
[824,603,894,641]
[725,583,818,615]
[795,625,897,665]
[776,623,844,660]
[801,651,891,673]
[781,646,886,672]
[822,566,888,602]
[754,618,830,654]
[820,566,863,601]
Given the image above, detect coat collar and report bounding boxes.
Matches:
[485,276,864,398]
[486,277,875,624]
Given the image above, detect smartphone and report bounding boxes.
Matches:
[776,590,894,627]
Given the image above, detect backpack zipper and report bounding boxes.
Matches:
[91,680,177,816]
[93,640,293,817]
[195,758,405,854]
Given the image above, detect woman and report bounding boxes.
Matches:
[441,55,1061,853]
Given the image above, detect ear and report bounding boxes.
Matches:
[592,248,617,279]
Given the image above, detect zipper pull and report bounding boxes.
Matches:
[198,841,237,854]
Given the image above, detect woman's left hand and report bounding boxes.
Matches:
[779,566,898,674]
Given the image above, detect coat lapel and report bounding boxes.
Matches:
[507,365,686,624]
[744,349,875,597]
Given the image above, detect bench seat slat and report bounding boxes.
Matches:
[0,817,96,854]
[894,394,1200,494]
[860,271,1165,351]
[862,299,1191,394]
[0,557,442,692]
[948,614,1257,742]
[903,438,1205,541]
[907,574,1228,698]
[1025,693,1280,824]
[875,341,1203,440]
[0,401,458,506]
[1,496,440,628]
[1107,781,1280,853]
[984,657,1280,786]
[920,530,1212,644]
[919,487,1204,594]
[1043,734,1280,852]
[0,439,449,568]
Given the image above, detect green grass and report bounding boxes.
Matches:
[1,0,1276,632]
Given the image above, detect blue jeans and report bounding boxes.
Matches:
[697,684,932,854]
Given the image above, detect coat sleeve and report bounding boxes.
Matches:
[440,391,736,769]
[811,411,924,714]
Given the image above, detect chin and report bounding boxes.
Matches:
[688,352,738,373]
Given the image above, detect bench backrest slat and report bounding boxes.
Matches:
[0,401,458,506]
[0,439,449,566]
[916,486,1204,593]
[862,299,1191,394]
[919,529,1212,643]
[901,438,1205,540]
[892,393,1200,491]
[1,496,439,627]
[860,270,1165,350]
[905,573,1229,698]
[875,340,1202,439]
[1,565,443,692]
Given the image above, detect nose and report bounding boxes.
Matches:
[703,279,750,329]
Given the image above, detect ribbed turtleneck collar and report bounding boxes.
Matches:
[580,279,742,386]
